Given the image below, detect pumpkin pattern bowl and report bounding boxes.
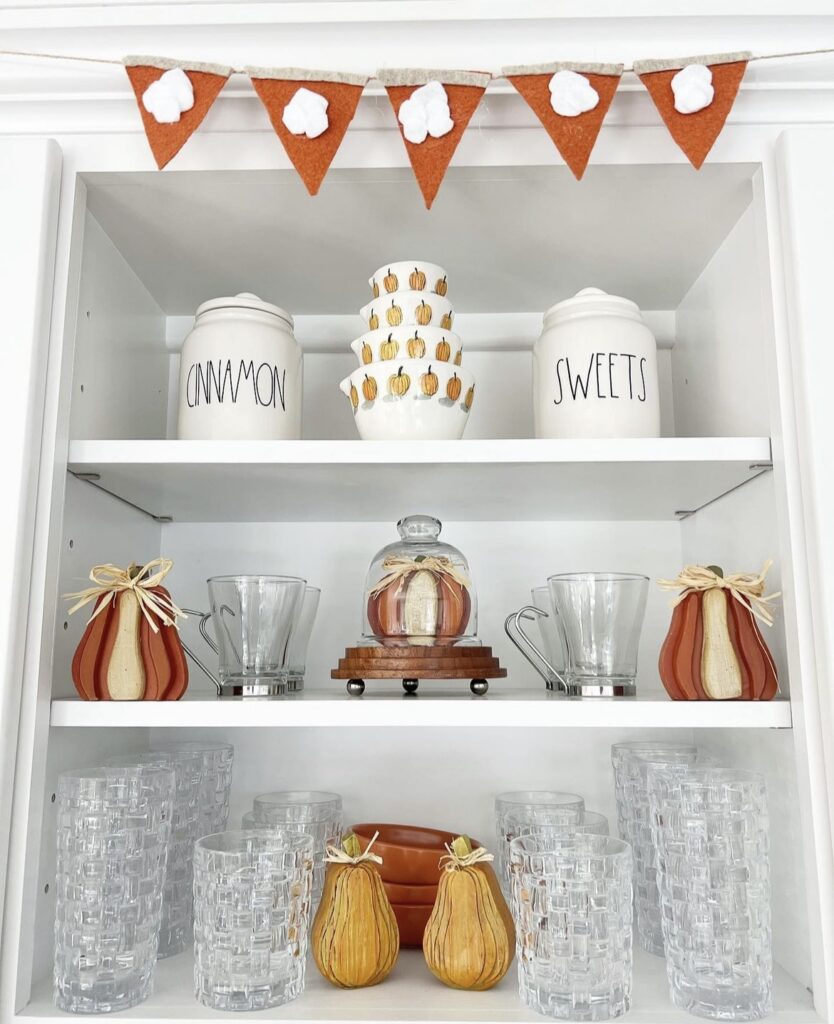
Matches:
[339,360,475,441]
[369,261,448,298]
[360,292,454,332]
[351,326,462,367]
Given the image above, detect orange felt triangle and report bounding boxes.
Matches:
[506,71,621,180]
[384,83,487,209]
[125,64,230,169]
[638,60,748,169]
[250,77,365,196]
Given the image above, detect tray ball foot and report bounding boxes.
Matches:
[402,678,419,694]
[347,679,365,696]
[470,679,489,696]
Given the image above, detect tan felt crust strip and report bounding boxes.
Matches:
[245,66,368,86]
[124,54,232,76]
[502,61,623,77]
[506,69,621,180]
[384,81,487,209]
[125,64,231,169]
[633,51,752,73]
[250,77,365,195]
[638,60,748,169]
[377,68,491,88]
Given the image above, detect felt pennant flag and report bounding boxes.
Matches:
[503,62,623,180]
[124,56,232,170]
[377,68,491,209]
[634,51,751,168]
[248,68,368,195]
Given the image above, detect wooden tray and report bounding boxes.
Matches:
[331,644,507,696]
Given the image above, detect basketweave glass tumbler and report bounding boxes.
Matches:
[155,740,234,838]
[510,833,633,1021]
[193,830,314,1011]
[649,767,772,1021]
[610,740,698,955]
[495,791,585,897]
[243,790,342,901]
[106,749,203,959]
[54,763,174,1013]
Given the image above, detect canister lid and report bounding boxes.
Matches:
[196,292,294,328]
[543,287,643,327]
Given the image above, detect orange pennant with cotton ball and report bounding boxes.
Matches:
[248,68,368,195]
[378,68,491,209]
[634,51,751,168]
[124,56,232,169]
[503,62,623,180]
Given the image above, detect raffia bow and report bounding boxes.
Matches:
[368,555,471,599]
[657,560,780,627]
[439,836,494,872]
[325,831,383,866]
[64,558,185,633]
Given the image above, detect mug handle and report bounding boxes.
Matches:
[504,606,569,694]
[180,608,222,696]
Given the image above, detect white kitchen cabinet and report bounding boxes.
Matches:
[2,7,834,1024]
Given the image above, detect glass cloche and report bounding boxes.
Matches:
[363,515,478,646]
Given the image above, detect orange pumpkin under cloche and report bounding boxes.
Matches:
[658,564,779,701]
[363,515,476,645]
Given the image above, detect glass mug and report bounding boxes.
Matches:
[284,586,320,692]
[505,572,648,697]
[183,575,306,697]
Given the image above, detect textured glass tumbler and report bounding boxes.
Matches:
[193,830,314,1012]
[285,586,320,692]
[495,791,585,897]
[106,749,203,959]
[54,764,174,1014]
[611,741,698,956]
[244,790,341,902]
[511,833,633,1021]
[156,740,235,838]
[650,767,772,1021]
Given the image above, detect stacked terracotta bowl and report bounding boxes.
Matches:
[339,261,476,440]
[352,822,459,947]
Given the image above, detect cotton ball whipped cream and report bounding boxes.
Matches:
[398,80,454,144]
[671,63,714,115]
[282,87,329,139]
[142,67,195,124]
[548,70,600,117]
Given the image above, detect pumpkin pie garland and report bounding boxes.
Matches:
[124,56,233,170]
[503,62,623,181]
[634,52,751,169]
[247,68,369,195]
[378,69,491,209]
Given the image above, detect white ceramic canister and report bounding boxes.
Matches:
[177,293,302,440]
[533,287,660,439]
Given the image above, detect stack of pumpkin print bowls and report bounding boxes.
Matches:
[339,261,476,439]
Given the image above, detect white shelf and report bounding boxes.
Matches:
[49,691,793,729]
[21,948,817,1024]
[67,438,772,522]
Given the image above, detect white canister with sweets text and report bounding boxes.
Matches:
[533,287,660,438]
[178,293,302,440]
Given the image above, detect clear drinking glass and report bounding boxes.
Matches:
[285,586,320,692]
[547,572,649,697]
[54,763,174,1013]
[532,585,564,690]
[193,830,314,1012]
[204,575,306,696]
[610,740,698,956]
[511,833,633,1021]
[154,740,234,839]
[244,790,342,902]
[649,767,772,1021]
[494,790,585,897]
[105,750,203,959]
